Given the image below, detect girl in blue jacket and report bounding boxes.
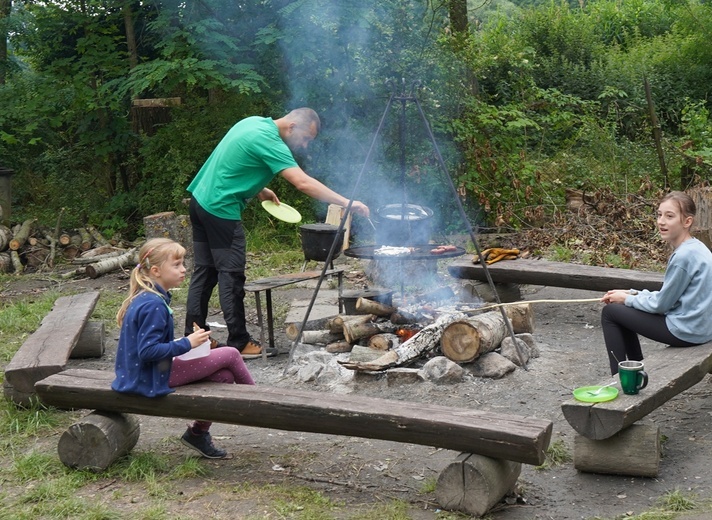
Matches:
[113,238,254,459]
[601,191,712,375]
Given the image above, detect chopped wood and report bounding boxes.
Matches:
[440,312,507,363]
[367,333,400,351]
[58,233,72,246]
[326,341,353,354]
[10,250,22,274]
[8,218,35,250]
[503,304,535,334]
[327,314,374,333]
[355,297,396,316]
[87,225,110,247]
[85,248,137,279]
[80,244,120,258]
[284,317,332,340]
[348,345,387,363]
[342,321,397,343]
[79,228,92,250]
[339,313,465,372]
[294,330,344,345]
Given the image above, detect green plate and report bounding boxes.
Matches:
[261,200,302,223]
[573,385,619,403]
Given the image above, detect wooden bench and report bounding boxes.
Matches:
[447,258,664,292]
[245,269,344,351]
[561,342,712,477]
[35,368,553,517]
[4,291,103,406]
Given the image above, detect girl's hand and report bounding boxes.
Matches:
[601,290,630,305]
[187,328,211,348]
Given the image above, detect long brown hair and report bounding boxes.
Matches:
[116,238,186,326]
[660,191,696,223]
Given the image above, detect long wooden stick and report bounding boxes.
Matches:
[464,298,601,314]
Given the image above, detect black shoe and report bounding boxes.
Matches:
[239,338,278,359]
[180,428,228,459]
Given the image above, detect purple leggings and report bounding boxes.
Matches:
[169,347,254,432]
[601,304,698,375]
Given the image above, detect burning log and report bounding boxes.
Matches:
[342,321,397,343]
[390,309,419,324]
[367,333,400,351]
[440,312,507,363]
[355,297,397,316]
[339,313,465,372]
[327,314,375,333]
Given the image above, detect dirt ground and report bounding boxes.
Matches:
[4,256,712,520]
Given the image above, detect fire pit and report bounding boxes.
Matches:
[344,244,466,261]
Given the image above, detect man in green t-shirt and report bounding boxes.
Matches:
[184,108,369,359]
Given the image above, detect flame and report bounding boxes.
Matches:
[396,328,418,341]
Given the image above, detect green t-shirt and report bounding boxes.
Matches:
[187,116,298,220]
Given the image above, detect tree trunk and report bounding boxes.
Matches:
[58,412,140,471]
[440,312,507,363]
[0,0,10,86]
[70,321,106,358]
[122,1,138,69]
[85,248,137,279]
[355,297,396,316]
[9,218,35,250]
[574,423,660,477]
[72,248,126,264]
[447,0,468,34]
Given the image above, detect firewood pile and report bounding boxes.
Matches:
[0,217,137,278]
[287,296,534,372]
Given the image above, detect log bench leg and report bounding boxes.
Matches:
[69,321,106,358]
[58,411,140,472]
[435,453,521,517]
[574,423,661,477]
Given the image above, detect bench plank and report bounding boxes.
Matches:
[4,292,100,406]
[36,369,553,466]
[448,258,664,292]
[561,342,712,440]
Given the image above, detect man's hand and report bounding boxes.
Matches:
[257,188,279,204]
[350,201,370,218]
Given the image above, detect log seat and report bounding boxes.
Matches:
[35,368,552,468]
[4,291,102,406]
[447,257,664,292]
[561,341,712,476]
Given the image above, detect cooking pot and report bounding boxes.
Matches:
[375,203,433,246]
[300,224,345,262]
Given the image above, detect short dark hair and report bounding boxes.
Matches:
[285,108,321,133]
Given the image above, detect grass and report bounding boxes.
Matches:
[535,439,572,470]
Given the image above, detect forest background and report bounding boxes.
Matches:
[1,0,712,247]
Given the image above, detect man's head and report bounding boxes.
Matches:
[280,108,320,152]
